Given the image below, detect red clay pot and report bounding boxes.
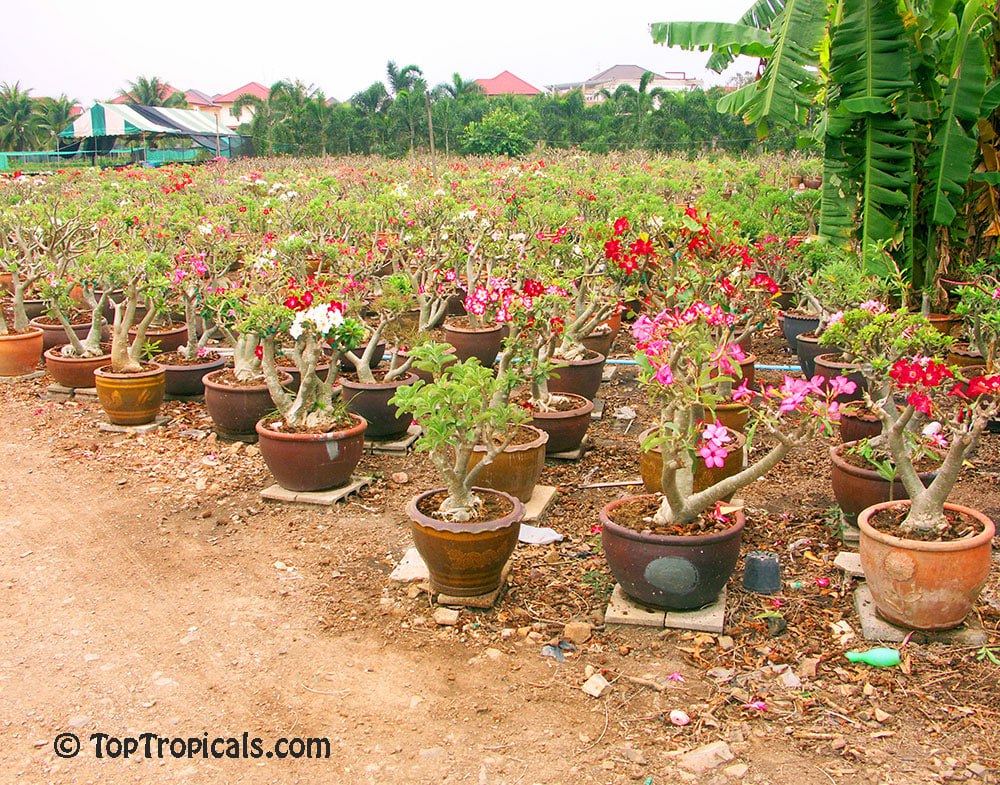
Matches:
[638,428,746,499]
[581,327,614,358]
[157,353,227,397]
[0,327,43,376]
[601,495,745,610]
[859,501,994,630]
[548,351,606,401]
[203,369,287,441]
[130,324,188,354]
[255,413,367,492]
[707,402,749,434]
[814,353,865,402]
[443,321,503,367]
[44,347,111,388]
[947,343,985,368]
[29,317,96,352]
[93,363,166,425]
[830,442,937,526]
[838,410,883,443]
[467,424,548,503]
[406,488,525,597]
[530,393,594,454]
[926,312,961,337]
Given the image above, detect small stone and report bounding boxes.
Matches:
[765,616,787,636]
[584,664,597,679]
[273,561,288,571]
[669,709,691,726]
[778,669,801,690]
[799,657,820,679]
[874,708,891,723]
[406,584,424,599]
[717,635,735,652]
[483,648,503,661]
[678,741,734,774]
[831,736,847,751]
[391,472,409,484]
[967,763,989,778]
[563,621,592,645]
[500,628,515,640]
[622,747,646,765]
[433,608,460,627]
[581,673,612,698]
[723,763,750,779]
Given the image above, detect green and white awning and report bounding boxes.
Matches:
[59,103,240,139]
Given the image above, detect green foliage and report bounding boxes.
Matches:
[460,108,531,157]
[819,308,953,371]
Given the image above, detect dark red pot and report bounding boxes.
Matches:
[406,487,524,597]
[796,332,839,378]
[337,341,386,373]
[601,495,745,610]
[44,347,111,388]
[838,410,882,443]
[814,353,865,401]
[256,413,366,492]
[581,328,614,358]
[547,351,607,401]
[131,324,188,354]
[530,393,594,454]
[339,372,417,439]
[829,442,937,526]
[443,321,503,367]
[157,353,227,397]
[203,369,287,441]
[30,317,97,352]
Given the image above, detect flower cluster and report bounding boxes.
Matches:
[289,302,345,340]
[603,216,656,276]
[699,423,733,468]
[464,278,568,324]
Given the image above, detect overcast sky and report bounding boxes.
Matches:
[5,0,756,103]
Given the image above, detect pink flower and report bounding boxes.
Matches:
[827,375,857,397]
[859,299,887,314]
[698,443,729,469]
[702,423,731,448]
[922,421,948,448]
[743,701,767,712]
[733,379,755,403]
[653,364,674,386]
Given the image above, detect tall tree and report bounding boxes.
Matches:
[118,76,188,107]
[0,82,41,151]
[37,94,77,150]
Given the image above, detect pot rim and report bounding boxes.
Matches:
[814,352,862,372]
[551,350,606,367]
[154,353,227,372]
[473,423,549,454]
[405,487,525,534]
[442,320,503,336]
[255,411,367,442]
[0,326,44,340]
[529,392,594,420]
[44,346,111,362]
[830,440,938,483]
[338,370,418,391]
[202,368,288,391]
[29,317,94,329]
[858,500,995,552]
[94,362,165,379]
[600,493,746,546]
[128,323,188,335]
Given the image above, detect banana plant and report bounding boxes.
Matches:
[652,0,997,307]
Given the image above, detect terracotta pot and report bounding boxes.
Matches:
[44,347,111,388]
[0,272,12,293]
[548,351,606,401]
[467,424,548,503]
[157,353,227,397]
[340,372,417,440]
[789,175,804,188]
[256,413,367,492]
[803,176,822,190]
[530,393,594,454]
[130,324,188,354]
[391,345,456,385]
[0,327,43,377]
[830,441,937,526]
[838,410,882,443]
[814,353,865,401]
[443,321,503,367]
[336,341,386,373]
[707,402,749,434]
[406,487,525,597]
[29,317,97,352]
[796,332,840,378]
[859,501,994,630]
[926,312,961,337]
[948,343,985,368]
[581,327,614,358]
[601,495,746,610]
[93,363,166,425]
[780,312,820,352]
[638,427,746,498]
[203,369,287,441]
[279,360,332,393]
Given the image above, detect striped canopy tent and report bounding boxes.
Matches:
[59,103,244,156]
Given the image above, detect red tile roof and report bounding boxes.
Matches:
[184,89,218,107]
[474,71,542,96]
[213,82,270,104]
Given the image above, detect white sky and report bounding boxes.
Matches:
[4,0,756,103]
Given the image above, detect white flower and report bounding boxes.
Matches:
[198,223,213,235]
[393,183,408,197]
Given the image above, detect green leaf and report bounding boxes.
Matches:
[705,0,791,72]
[650,22,773,68]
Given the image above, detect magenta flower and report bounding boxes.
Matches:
[827,375,857,397]
[653,364,674,386]
[702,423,731,448]
[698,443,728,468]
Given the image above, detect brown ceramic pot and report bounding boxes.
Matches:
[581,327,614,358]
[443,321,503,367]
[29,317,96,352]
[157,353,227,397]
[814,353,865,402]
[948,343,985,368]
[707,402,749,434]
[601,495,745,610]
[530,393,594,454]
[130,324,188,354]
[859,501,994,630]
[93,363,166,425]
[926,312,961,337]
[44,347,111,388]
[780,312,820,352]
[548,351,607,401]
[23,299,47,320]
[337,341,386,373]
[467,424,548,503]
[830,442,937,526]
[339,372,417,439]
[406,488,525,597]
[838,410,883,443]
[0,328,43,376]
[203,369,287,441]
[638,427,746,499]
[391,345,457,385]
[796,332,840,378]
[255,413,367,492]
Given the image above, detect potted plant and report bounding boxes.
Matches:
[821,305,999,629]
[254,280,368,492]
[601,300,852,610]
[390,343,528,598]
[39,273,112,389]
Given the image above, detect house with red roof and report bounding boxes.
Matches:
[213,82,270,129]
[474,71,542,97]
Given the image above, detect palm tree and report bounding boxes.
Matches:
[350,82,392,153]
[118,76,188,107]
[385,61,423,97]
[37,94,77,150]
[435,73,482,100]
[0,82,41,151]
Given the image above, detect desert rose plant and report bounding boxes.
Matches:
[635,301,853,526]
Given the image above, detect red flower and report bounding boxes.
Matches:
[238,206,247,213]
[613,217,630,236]
[604,239,622,261]
[750,273,780,295]
[254,345,264,360]
[522,279,544,297]
[301,291,314,308]
[629,237,654,256]
[284,296,301,311]
[550,317,565,335]
[906,390,933,415]
[618,255,639,275]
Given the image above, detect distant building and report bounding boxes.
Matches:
[474,71,543,97]
[213,82,270,129]
[548,65,703,103]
